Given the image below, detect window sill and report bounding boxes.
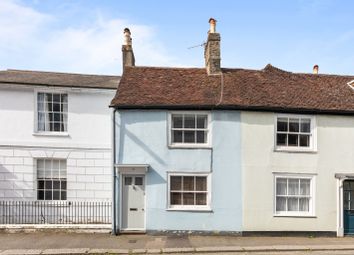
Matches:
[273,214,316,218]
[166,207,213,212]
[33,132,70,137]
[274,147,317,153]
[168,144,212,150]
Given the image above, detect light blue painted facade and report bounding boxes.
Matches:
[115,110,242,231]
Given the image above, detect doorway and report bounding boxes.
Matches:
[121,175,145,231]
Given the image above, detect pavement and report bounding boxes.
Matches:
[1,232,354,254]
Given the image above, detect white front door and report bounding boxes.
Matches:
[121,175,145,230]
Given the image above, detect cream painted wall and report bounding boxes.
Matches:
[242,111,354,232]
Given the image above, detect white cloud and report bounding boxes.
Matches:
[0,0,178,75]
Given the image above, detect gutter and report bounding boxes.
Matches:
[110,104,354,116]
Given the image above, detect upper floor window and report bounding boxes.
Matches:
[37,92,68,132]
[169,112,210,147]
[275,115,316,151]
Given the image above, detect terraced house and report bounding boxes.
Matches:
[111,19,354,236]
[0,70,119,227]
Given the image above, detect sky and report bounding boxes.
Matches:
[0,0,354,76]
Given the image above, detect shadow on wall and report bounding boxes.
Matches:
[116,113,167,167]
[147,166,166,186]
[0,164,33,200]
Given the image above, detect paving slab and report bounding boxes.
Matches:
[41,248,89,254]
[162,247,195,253]
[0,250,42,255]
[88,248,129,254]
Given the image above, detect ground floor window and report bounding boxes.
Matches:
[168,173,210,210]
[37,159,67,200]
[274,174,315,216]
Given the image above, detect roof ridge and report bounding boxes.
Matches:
[4,69,120,78]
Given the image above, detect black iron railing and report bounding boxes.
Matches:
[0,201,111,224]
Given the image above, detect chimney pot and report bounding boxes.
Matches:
[209,18,217,33]
[313,65,319,74]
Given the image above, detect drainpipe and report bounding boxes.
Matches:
[112,108,118,235]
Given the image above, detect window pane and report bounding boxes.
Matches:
[276,197,286,211]
[38,181,44,189]
[135,177,143,186]
[184,131,195,143]
[289,118,299,132]
[53,190,60,200]
[45,93,52,102]
[299,198,309,211]
[196,177,207,191]
[183,176,194,191]
[301,119,311,133]
[277,118,288,132]
[61,181,67,190]
[287,197,299,211]
[299,135,310,147]
[276,178,287,195]
[171,192,182,205]
[38,190,44,200]
[38,93,45,103]
[171,176,182,190]
[53,181,60,189]
[276,134,287,146]
[288,179,299,195]
[53,94,60,103]
[45,181,52,189]
[124,177,132,185]
[172,115,183,128]
[61,103,68,112]
[300,179,310,195]
[61,94,68,104]
[196,193,207,205]
[196,131,206,144]
[183,193,194,205]
[53,103,61,112]
[61,191,67,200]
[37,102,44,112]
[197,115,207,128]
[184,115,195,128]
[53,122,61,132]
[288,134,298,146]
[172,130,182,143]
[45,191,53,200]
[53,113,61,121]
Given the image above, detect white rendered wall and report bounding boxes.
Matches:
[0,86,114,149]
[242,111,354,232]
[0,85,115,201]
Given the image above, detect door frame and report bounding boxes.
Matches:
[117,165,148,233]
[336,174,354,237]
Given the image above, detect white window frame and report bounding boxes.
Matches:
[167,172,212,211]
[168,111,212,148]
[273,173,316,217]
[33,90,69,136]
[274,114,317,152]
[36,158,67,201]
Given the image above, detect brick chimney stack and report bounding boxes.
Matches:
[204,18,221,75]
[122,28,135,71]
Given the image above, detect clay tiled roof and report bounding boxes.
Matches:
[0,69,120,89]
[111,64,354,114]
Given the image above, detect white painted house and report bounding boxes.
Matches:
[0,70,119,224]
